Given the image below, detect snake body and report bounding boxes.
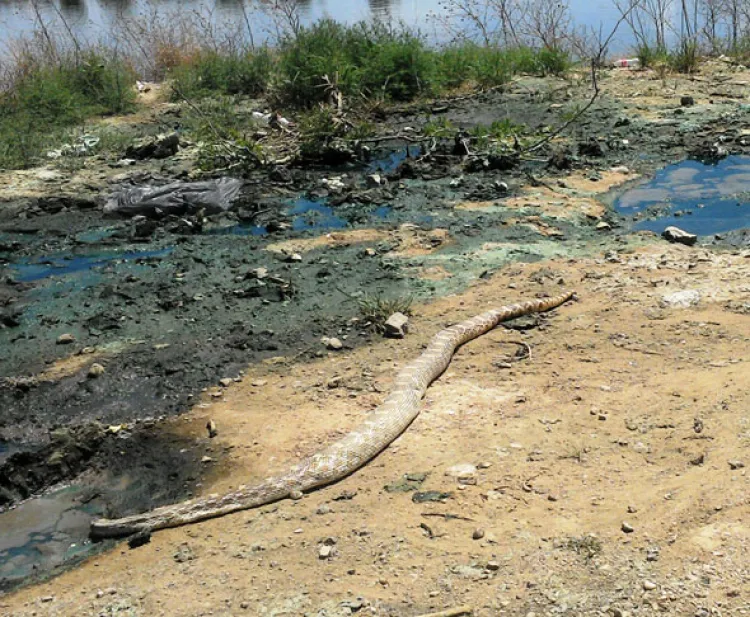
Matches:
[90,291,574,538]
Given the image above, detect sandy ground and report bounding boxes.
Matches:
[2,241,747,617]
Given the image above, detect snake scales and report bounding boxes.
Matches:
[90,290,574,538]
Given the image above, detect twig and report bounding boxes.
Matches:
[421,513,474,522]
[415,607,473,617]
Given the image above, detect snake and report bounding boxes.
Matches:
[90,290,574,539]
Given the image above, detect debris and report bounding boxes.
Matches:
[412,491,452,503]
[104,178,243,218]
[662,226,697,246]
[384,312,409,338]
[414,605,473,617]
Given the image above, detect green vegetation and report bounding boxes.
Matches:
[0,51,136,169]
[169,49,274,99]
[669,39,700,73]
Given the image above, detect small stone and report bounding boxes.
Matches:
[201,455,213,463]
[318,545,333,560]
[643,580,657,591]
[728,460,744,470]
[384,312,409,338]
[206,420,218,438]
[251,267,268,279]
[57,333,75,344]
[627,505,638,513]
[621,521,635,533]
[316,504,331,515]
[445,463,477,483]
[219,378,233,387]
[494,180,509,193]
[326,337,343,351]
[87,363,105,378]
[472,528,485,540]
[366,173,383,187]
[240,601,249,609]
[596,221,611,231]
[41,596,54,603]
[486,560,500,571]
[287,253,302,263]
[363,247,377,257]
[680,95,695,107]
[96,590,105,598]
[662,226,697,246]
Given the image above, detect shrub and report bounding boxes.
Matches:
[277,20,436,106]
[170,48,273,99]
[0,51,136,169]
[669,39,699,73]
[635,42,668,69]
[534,46,570,76]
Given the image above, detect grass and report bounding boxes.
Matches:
[0,50,136,169]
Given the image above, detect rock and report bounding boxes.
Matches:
[680,95,695,107]
[366,173,383,187]
[383,312,409,338]
[287,253,302,263]
[578,138,605,157]
[87,363,105,378]
[486,560,500,571]
[621,521,635,533]
[445,463,477,484]
[318,545,333,560]
[662,225,697,246]
[728,460,745,470]
[201,455,213,463]
[125,132,180,160]
[449,176,464,187]
[642,580,657,591]
[661,289,701,308]
[472,528,485,540]
[596,221,612,231]
[321,176,346,192]
[174,543,195,563]
[57,333,75,344]
[206,419,218,438]
[219,378,233,387]
[494,180,509,193]
[40,595,54,603]
[325,337,343,351]
[316,504,331,515]
[251,267,268,280]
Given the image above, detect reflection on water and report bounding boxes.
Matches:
[615,156,750,236]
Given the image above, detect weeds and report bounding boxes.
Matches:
[669,39,700,73]
[170,49,274,99]
[562,534,603,560]
[635,43,669,69]
[358,292,414,331]
[0,50,136,169]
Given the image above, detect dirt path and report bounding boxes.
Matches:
[2,243,747,617]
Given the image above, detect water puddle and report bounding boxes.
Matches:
[288,197,347,231]
[11,248,171,283]
[615,156,750,235]
[0,486,102,588]
[368,145,422,173]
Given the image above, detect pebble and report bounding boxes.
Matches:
[201,455,213,463]
[56,333,75,344]
[621,521,635,533]
[219,377,233,387]
[40,595,54,603]
[316,504,331,515]
[728,460,745,470]
[486,560,500,571]
[643,580,657,591]
[287,253,302,263]
[472,528,485,540]
[318,545,333,560]
[326,337,343,351]
[661,289,701,308]
[384,312,409,338]
[87,363,105,378]
[596,221,612,231]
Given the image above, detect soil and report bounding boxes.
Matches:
[0,61,748,613]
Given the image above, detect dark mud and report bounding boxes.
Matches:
[1,76,750,589]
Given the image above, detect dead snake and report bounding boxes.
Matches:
[90,290,574,538]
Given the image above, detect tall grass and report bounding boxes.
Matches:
[0,47,136,169]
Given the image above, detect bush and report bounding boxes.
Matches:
[534,46,570,76]
[0,51,136,168]
[670,39,699,73]
[277,20,436,106]
[170,48,274,99]
[635,43,668,69]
